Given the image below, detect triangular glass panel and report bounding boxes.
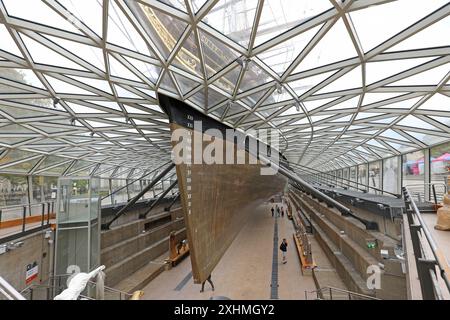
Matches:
[294,18,358,73]
[288,70,335,97]
[239,63,272,92]
[388,63,450,86]
[108,54,142,82]
[173,73,201,95]
[418,93,450,111]
[107,1,153,57]
[159,72,178,94]
[207,88,228,109]
[66,102,105,114]
[349,0,448,52]
[380,129,410,141]
[20,34,86,70]
[0,24,23,57]
[0,149,38,166]
[130,3,188,58]
[173,30,203,77]
[87,100,121,111]
[0,156,42,173]
[325,96,360,111]
[404,130,449,145]
[188,88,207,109]
[212,65,241,94]
[254,0,331,47]
[124,56,161,84]
[3,0,83,34]
[370,116,398,124]
[114,84,142,99]
[257,24,322,75]
[397,115,438,130]
[429,116,450,127]
[379,96,422,109]
[241,89,269,108]
[45,35,105,71]
[203,0,258,49]
[316,66,362,94]
[44,75,94,95]
[58,0,103,36]
[363,92,411,106]
[198,29,240,79]
[365,57,434,85]
[68,76,112,94]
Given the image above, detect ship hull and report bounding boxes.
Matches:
[159,95,287,284]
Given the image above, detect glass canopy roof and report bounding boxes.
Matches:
[0,0,449,174]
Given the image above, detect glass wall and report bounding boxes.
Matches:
[350,166,357,190]
[0,173,28,207]
[383,156,399,194]
[369,161,381,192]
[111,179,128,205]
[358,164,367,191]
[430,141,450,185]
[402,150,425,189]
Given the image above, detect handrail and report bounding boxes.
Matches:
[304,286,380,300]
[102,162,175,230]
[101,160,172,200]
[0,200,56,212]
[291,163,400,198]
[402,187,450,299]
[140,180,178,219]
[403,182,447,205]
[21,273,132,300]
[0,276,26,300]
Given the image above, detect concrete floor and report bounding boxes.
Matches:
[141,202,317,300]
[422,213,450,299]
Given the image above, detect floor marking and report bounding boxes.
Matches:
[174,271,192,291]
[270,213,279,299]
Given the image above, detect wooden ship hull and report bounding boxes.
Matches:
[158,94,287,284]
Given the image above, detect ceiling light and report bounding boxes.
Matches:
[276,83,283,94]
[53,97,60,108]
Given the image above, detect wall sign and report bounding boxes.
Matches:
[25,261,39,285]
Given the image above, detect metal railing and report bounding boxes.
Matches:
[101,160,172,201]
[20,273,132,300]
[0,276,26,300]
[0,201,55,241]
[403,182,447,205]
[293,164,400,198]
[102,163,175,229]
[304,286,380,300]
[402,187,450,300]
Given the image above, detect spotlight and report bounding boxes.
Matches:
[276,83,283,94]
[236,57,251,71]
[53,97,60,108]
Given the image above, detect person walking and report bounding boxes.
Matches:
[280,239,288,264]
[200,274,214,293]
[281,207,285,218]
[271,206,274,217]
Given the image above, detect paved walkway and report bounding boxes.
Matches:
[141,202,316,300]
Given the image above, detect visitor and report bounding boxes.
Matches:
[271,206,274,217]
[280,239,288,264]
[200,274,215,293]
[281,207,284,218]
